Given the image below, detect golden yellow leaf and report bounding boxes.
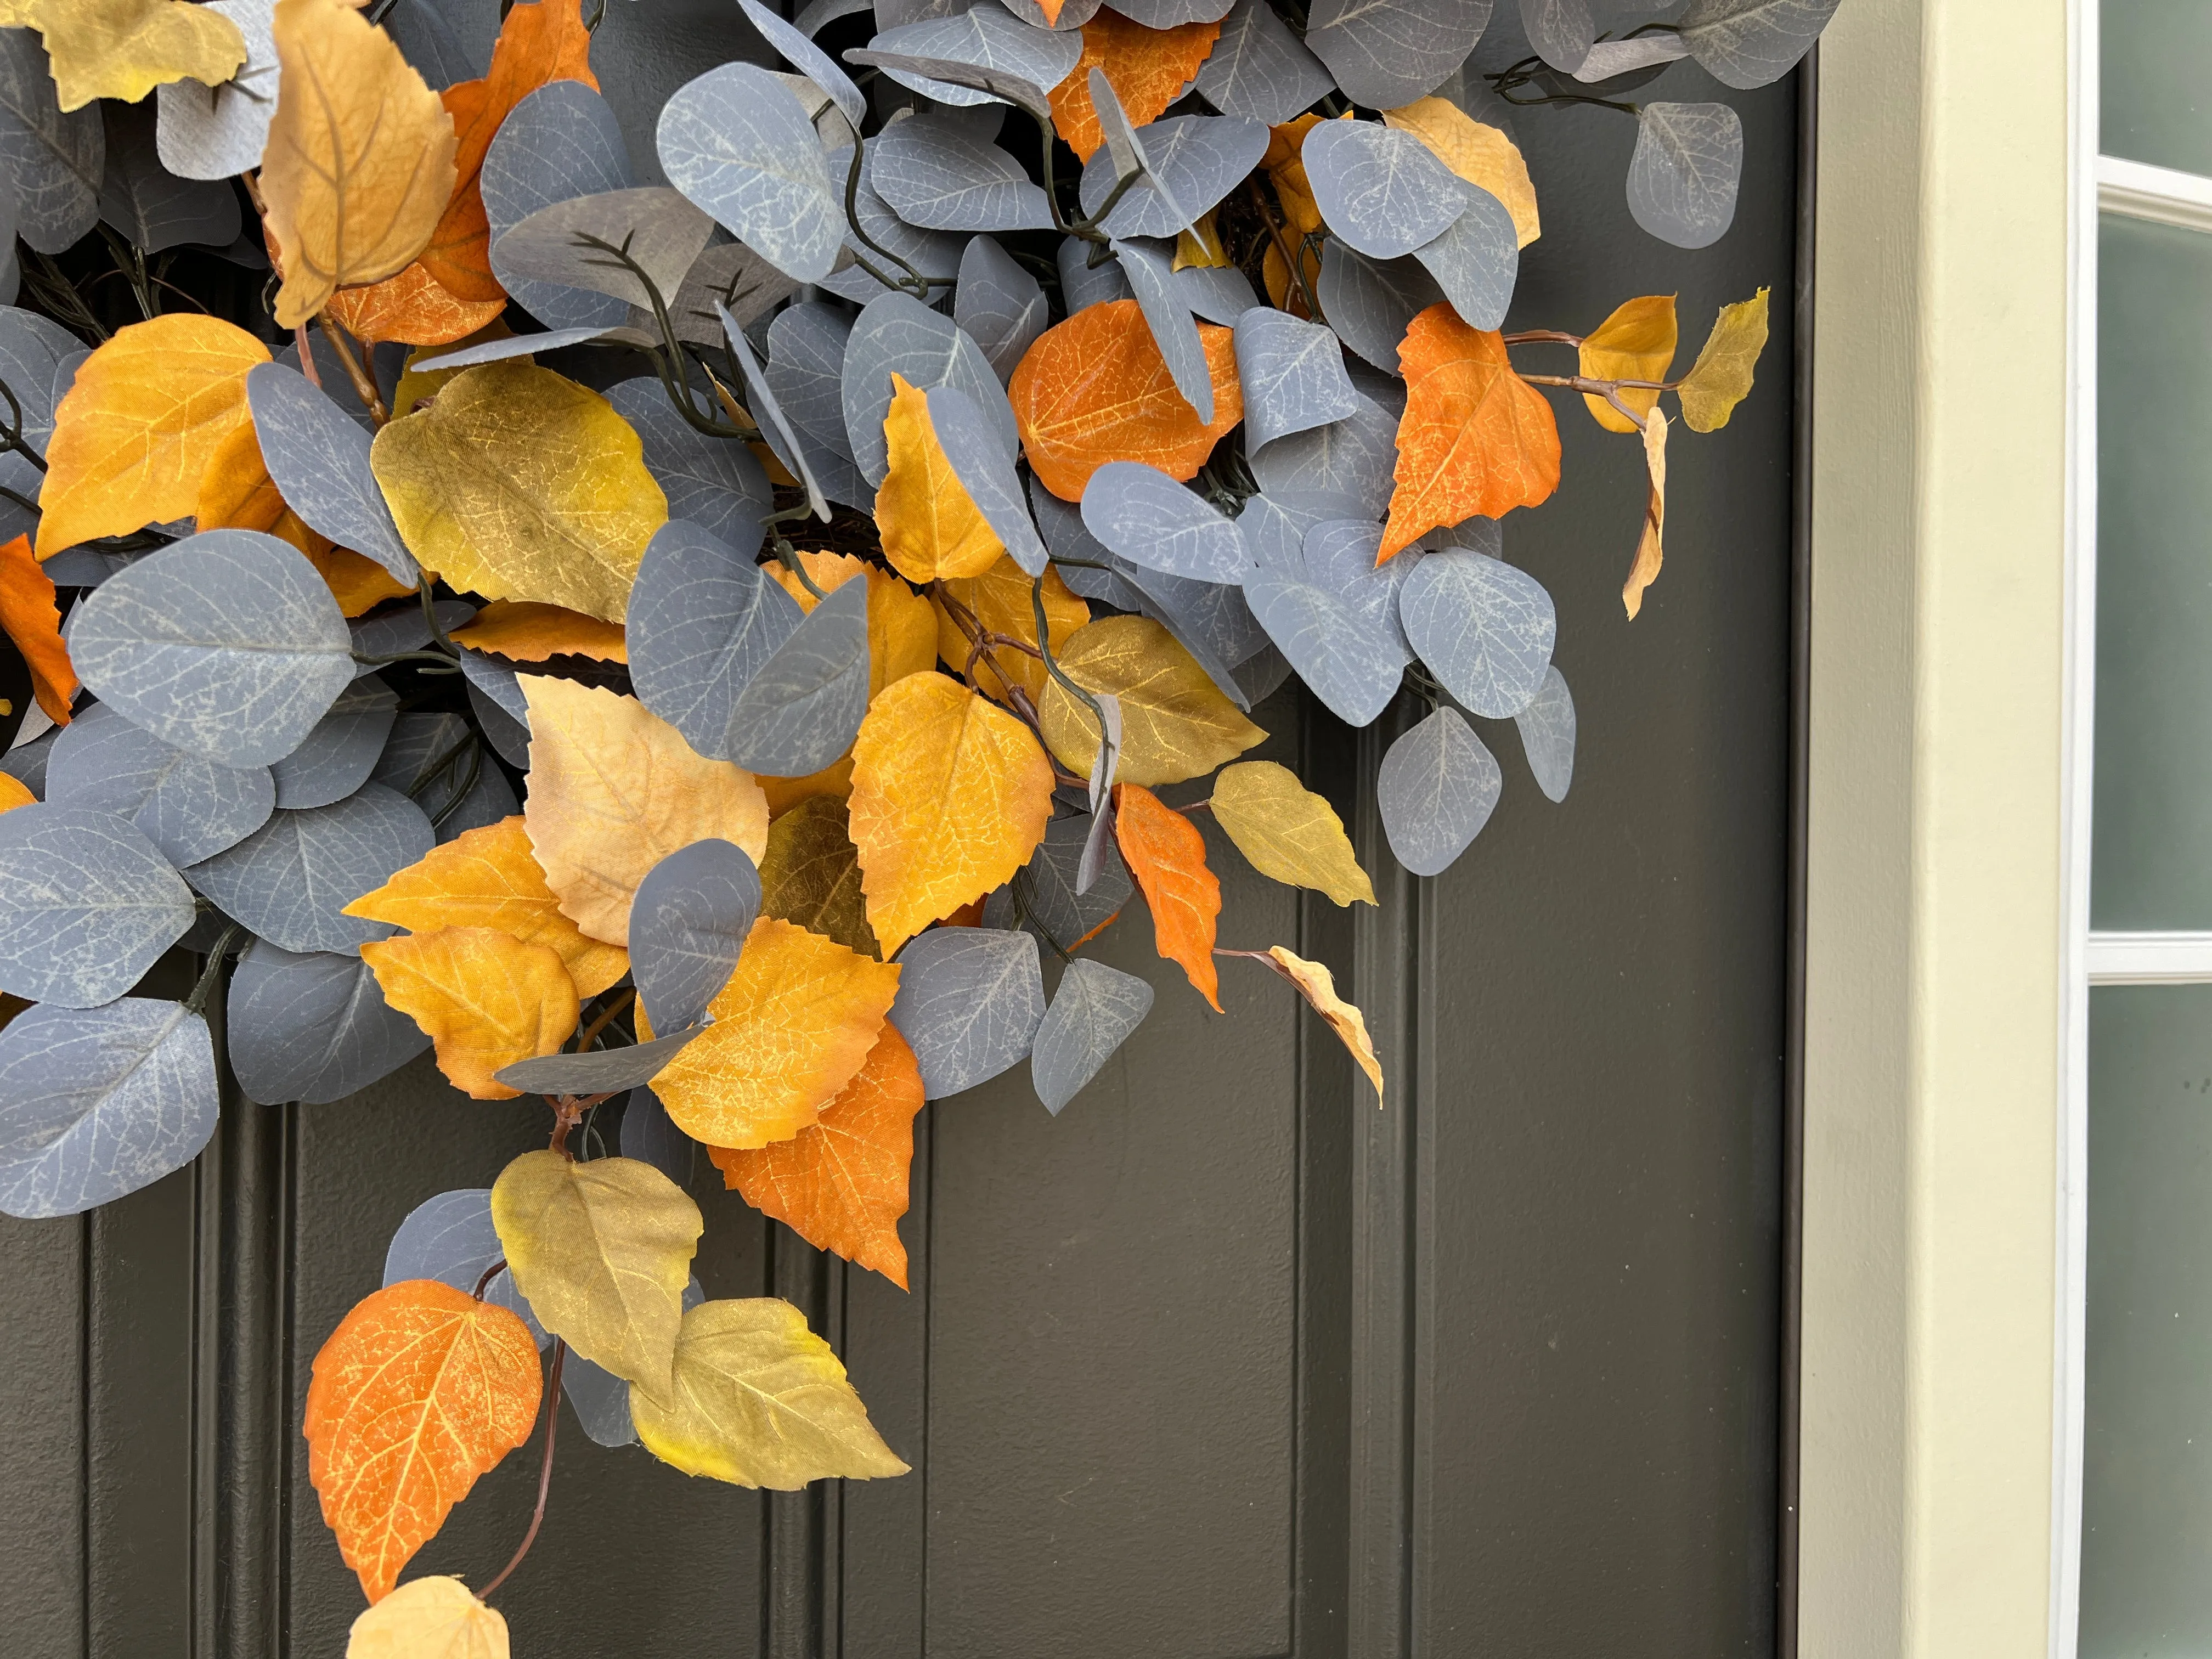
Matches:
[874,373,1002,584]
[766,550,936,700]
[346,1576,509,1659]
[370,361,668,623]
[1261,945,1383,1104]
[0,774,35,814]
[360,926,580,1100]
[1578,294,1676,435]
[1382,97,1540,248]
[758,758,854,817]
[630,1297,909,1487]
[518,677,766,944]
[846,671,1054,956]
[35,314,269,558]
[1623,406,1668,620]
[1678,287,1771,433]
[490,1149,702,1400]
[450,599,628,663]
[345,815,631,997]
[390,322,512,419]
[930,556,1088,708]
[262,0,459,328]
[642,916,901,1148]
[759,794,878,958]
[1210,760,1374,906]
[0,0,246,111]
[1261,113,1325,236]
[1173,211,1231,270]
[1036,614,1266,786]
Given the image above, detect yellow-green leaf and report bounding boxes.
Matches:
[759,795,879,958]
[345,1575,508,1659]
[0,0,247,111]
[1578,294,1676,434]
[631,1297,909,1487]
[370,361,669,623]
[1210,760,1375,906]
[1677,287,1770,433]
[1036,614,1266,787]
[489,1149,703,1401]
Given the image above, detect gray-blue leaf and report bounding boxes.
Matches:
[97,100,239,253]
[459,654,531,769]
[494,1024,712,1095]
[1377,704,1499,876]
[872,114,1053,231]
[1112,0,1237,24]
[247,363,417,584]
[270,681,398,810]
[1175,262,1260,325]
[983,810,1131,951]
[1679,0,1839,89]
[370,712,516,844]
[184,783,433,956]
[0,998,216,1219]
[1194,0,1336,125]
[1058,233,1133,311]
[0,28,102,255]
[665,239,799,346]
[0,805,195,1007]
[1305,0,1492,110]
[1301,520,1417,663]
[228,940,429,1105]
[1235,307,1358,450]
[839,290,1013,486]
[1031,476,1148,609]
[725,573,871,777]
[858,8,1081,112]
[627,518,806,760]
[1626,101,1744,250]
[1244,572,1403,727]
[620,1086,696,1187]
[1513,664,1575,802]
[382,1188,547,1347]
[1248,392,1398,517]
[46,702,274,866]
[155,0,279,180]
[349,602,478,676]
[1410,182,1520,331]
[1081,461,1249,584]
[955,233,1048,383]
[1302,118,1465,260]
[1077,116,1267,240]
[928,383,1047,574]
[481,80,635,333]
[815,139,966,303]
[719,299,830,521]
[604,378,770,551]
[1114,237,1214,421]
[738,0,870,125]
[1234,641,1293,704]
[657,63,844,282]
[888,926,1046,1099]
[489,186,716,313]
[1237,489,1368,571]
[766,302,858,459]
[69,531,353,768]
[1521,0,1594,71]
[1397,550,1556,717]
[1031,957,1153,1115]
[410,324,639,374]
[1317,241,1443,373]
[630,839,759,1032]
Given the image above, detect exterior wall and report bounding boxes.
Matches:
[1801,0,2074,1654]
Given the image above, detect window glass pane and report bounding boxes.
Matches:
[2092,215,2212,927]
[2081,984,2212,1656]
[2103,2,2212,176]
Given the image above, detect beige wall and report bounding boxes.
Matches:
[1801,0,2074,1653]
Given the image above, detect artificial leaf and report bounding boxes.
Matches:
[0,0,248,111]
[1261,112,1323,235]
[1255,944,1382,1103]
[196,408,331,560]
[1377,703,1499,876]
[1029,956,1153,1114]
[1578,294,1676,433]
[490,1149,702,1397]
[246,361,417,583]
[520,678,769,945]
[1382,97,1540,248]
[886,924,1045,1098]
[758,794,878,957]
[1050,9,1223,161]
[657,64,844,287]
[1113,781,1220,1010]
[1037,614,1265,786]
[304,1279,543,1604]
[345,815,632,998]
[371,361,669,623]
[767,550,937,701]
[930,556,1089,708]
[1678,286,1770,432]
[0,775,32,812]
[1623,406,1668,619]
[326,259,508,348]
[1301,117,1464,261]
[0,534,74,723]
[1380,306,1561,560]
[1514,665,1575,803]
[49,700,273,866]
[359,926,580,1099]
[1679,0,1839,90]
[629,837,760,1032]
[846,671,1054,956]
[1075,112,1268,241]
[308,546,415,617]
[630,1296,908,1486]
[711,1022,923,1287]
[642,915,901,1148]
[1192,0,1333,126]
[1080,459,1246,582]
[1397,549,1556,718]
[345,1576,509,1659]
[262,0,459,328]
[421,0,597,302]
[1304,0,1487,110]
[875,373,1003,583]
[1210,760,1374,905]
[451,599,629,663]
[228,940,430,1107]
[1626,100,1743,250]
[36,314,268,557]
[1009,298,1242,502]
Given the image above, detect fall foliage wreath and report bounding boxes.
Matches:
[0,0,1827,1650]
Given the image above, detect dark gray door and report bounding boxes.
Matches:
[0,60,1799,1659]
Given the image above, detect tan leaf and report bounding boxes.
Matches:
[1578,294,1676,434]
[1209,760,1374,906]
[1678,287,1771,433]
[1382,96,1539,247]
[359,926,580,1099]
[0,0,247,111]
[345,1576,509,1659]
[1622,406,1668,619]
[759,794,878,958]
[1036,614,1266,786]
[1257,945,1383,1104]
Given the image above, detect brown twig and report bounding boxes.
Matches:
[317,315,388,425]
[471,1259,508,1299]
[480,1339,565,1602]
[575,988,636,1054]
[292,323,320,388]
[1245,179,1317,317]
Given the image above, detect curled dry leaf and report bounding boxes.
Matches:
[1113,780,1222,1011]
[0,534,76,724]
[345,815,632,999]
[1579,294,1677,435]
[876,374,1004,584]
[305,1279,543,1604]
[1009,298,1243,503]
[1251,944,1383,1104]
[450,599,630,663]
[0,0,246,111]
[262,0,460,328]
[1381,97,1540,248]
[360,925,581,1099]
[1381,304,1561,560]
[1209,760,1374,906]
[36,315,269,557]
[847,671,1055,956]
[1051,9,1225,161]
[1037,614,1265,786]
[712,1020,924,1288]
[345,1575,508,1659]
[930,555,1090,708]
[759,794,878,958]
[1623,406,1668,619]
[1678,286,1770,432]
[642,915,902,1149]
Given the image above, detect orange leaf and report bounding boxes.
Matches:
[359,925,580,1099]
[1010,299,1242,503]
[195,414,330,558]
[304,546,414,617]
[420,0,596,302]
[449,599,628,663]
[710,1022,924,1288]
[1113,781,1221,1011]
[304,1279,543,1605]
[1380,304,1561,561]
[0,776,33,814]
[327,259,509,347]
[929,555,1088,708]
[0,534,75,724]
[1049,8,1222,161]
[766,550,936,701]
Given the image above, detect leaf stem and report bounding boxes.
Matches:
[574,988,636,1054]
[479,1339,565,1604]
[1245,180,1316,317]
[183,922,247,1014]
[471,1259,508,1299]
[317,315,387,425]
